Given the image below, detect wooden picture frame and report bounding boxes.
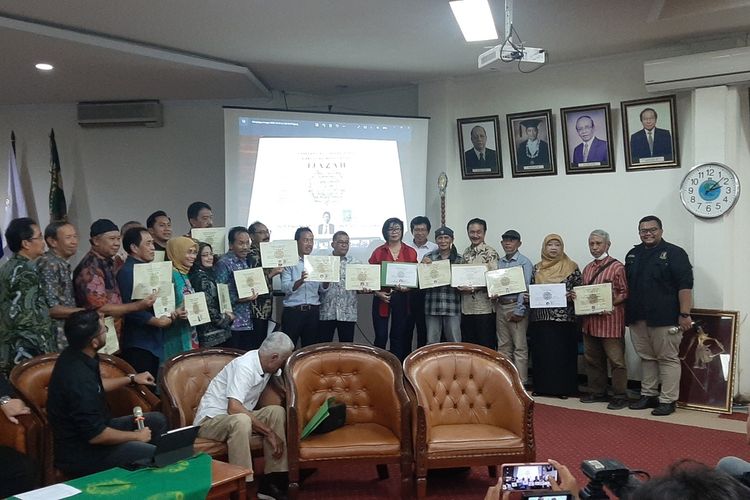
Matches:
[560,103,615,174]
[621,94,680,171]
[677,308,739,414]
[457,115,503,180]
[506,109,557,178]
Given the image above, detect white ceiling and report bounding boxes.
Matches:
[1,0,750,104]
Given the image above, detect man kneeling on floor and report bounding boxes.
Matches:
[47,310,167,476]
[194,331,293,500]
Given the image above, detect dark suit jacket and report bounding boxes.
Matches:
[572,137,608,165]
[318,223,334,234]
[516,140,550,168]
[630,127,673,163]
[464,148,498,173]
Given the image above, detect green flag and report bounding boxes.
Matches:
[49,128,67,221]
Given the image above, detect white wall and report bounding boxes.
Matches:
[419,50,750,398]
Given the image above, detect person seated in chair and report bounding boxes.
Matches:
[47,310,167,477]
[0,372,38,496]
[194,331,294,500]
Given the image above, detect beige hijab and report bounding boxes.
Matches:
[166,237,198,274]
[535,233,578,284]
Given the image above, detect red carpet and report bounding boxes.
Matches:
[296,403,750,498]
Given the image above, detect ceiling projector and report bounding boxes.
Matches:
[478,45,547,69]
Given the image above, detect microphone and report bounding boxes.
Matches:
[133,406,145,431]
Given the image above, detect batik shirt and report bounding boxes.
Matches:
[460,242,499,315]
[246,246,273,320]
[319,255,359,322]
[73,250,123,335]
[215,252,253,331]
[0,254,54,373]
[37,250,76,350]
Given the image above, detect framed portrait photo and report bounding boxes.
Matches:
[506,109,557,178]
[560,103,615,174]
[677,309,739,414]
[457,115,502,180]
[621,95,679,171]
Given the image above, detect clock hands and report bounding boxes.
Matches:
[705,179,722,193]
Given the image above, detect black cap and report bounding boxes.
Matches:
[90,219,119,238]
[501,229,521,240]
[434,226,454,238]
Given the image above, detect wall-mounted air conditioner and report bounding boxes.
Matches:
[77,100,163,127]
[644,46,750,92]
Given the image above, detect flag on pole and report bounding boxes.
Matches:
[2,131,29,258]
[49,128,67,222]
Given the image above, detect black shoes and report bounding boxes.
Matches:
[628,396,659,410]
[606,398,629,410]
[651,402,676,416]
[580,393,609,403]
[258,473,288,500]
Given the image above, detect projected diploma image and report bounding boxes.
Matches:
[225,109,429,259]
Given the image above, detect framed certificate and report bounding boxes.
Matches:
[191,227,227,255]
[184,292,211,326]
[529,283,567,308]
[260,240,299,268]
[573,283,613,315]
[383,262,418,288]
[450,264,487,288]
[418,259,451,289]
[132,261,172,299]
[217,283,233,313]
[99,316,120,355]
[345,264,381,291]
[153,286,175,317]
[304,255,341,283]
[486,267,527,297]
[234,268,269,298]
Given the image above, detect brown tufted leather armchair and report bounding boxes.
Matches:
[285,343,412,499]
[10,352,160,485]
[160,347,267,460]
[403,343,535,498]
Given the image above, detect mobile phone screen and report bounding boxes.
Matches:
[501,463,558,490]
[523,494,573,500]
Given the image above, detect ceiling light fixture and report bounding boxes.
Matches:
[449,0,498,42]
[35,63,54,71]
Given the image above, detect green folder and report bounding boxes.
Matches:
[301,397,337,439]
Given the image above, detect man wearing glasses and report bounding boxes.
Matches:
[0,217,54,374]
[625,215,693,416]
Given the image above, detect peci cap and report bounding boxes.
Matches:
[90,219,119,238]
[434,226,454,238]
[501,229,521,241]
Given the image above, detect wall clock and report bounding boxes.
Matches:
[679,162,740,218]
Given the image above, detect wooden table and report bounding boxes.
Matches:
[208,459,252,499]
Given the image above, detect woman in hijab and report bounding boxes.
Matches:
[528,234,582,398]
[164,236,200,360]
[188,242,234,347]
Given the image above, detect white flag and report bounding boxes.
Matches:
[2,135,29,258]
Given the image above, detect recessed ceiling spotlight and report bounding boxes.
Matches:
[35,63,54,71]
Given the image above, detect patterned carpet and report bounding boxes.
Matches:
[293,402,750,499]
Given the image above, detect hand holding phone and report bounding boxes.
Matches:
[501,462,559,491]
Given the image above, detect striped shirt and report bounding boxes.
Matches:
[580,256,628,338]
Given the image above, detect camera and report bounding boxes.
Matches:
[580,459,641,499]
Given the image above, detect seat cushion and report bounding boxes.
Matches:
[427,424,524,455]
[299,423,400,460]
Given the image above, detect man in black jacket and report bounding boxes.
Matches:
[625,215,693,416]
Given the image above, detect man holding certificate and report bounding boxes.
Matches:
[281,227,322,347]
[494,230,533,386]
[459,218,499,349]
[421,226,463,344]
[116,226,173,379]
[319,231,361,342]
[215,227,256,350]
[575,230,629,410]
[405,216,438,349]
[247,222,283,342]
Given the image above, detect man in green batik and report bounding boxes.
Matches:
[0,217,54,374]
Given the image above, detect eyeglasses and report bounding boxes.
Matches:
[28,236,44,241]
[388,227,402,232]
[638,227,660,235]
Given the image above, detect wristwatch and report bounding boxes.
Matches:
[0,395,11,406]
[679,313,691,318]
[128,374,136,385]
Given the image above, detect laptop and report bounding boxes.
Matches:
[129,425,201,469]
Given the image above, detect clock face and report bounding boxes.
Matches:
[679,163,740,218]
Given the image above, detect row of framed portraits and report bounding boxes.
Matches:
[458,95,679,179]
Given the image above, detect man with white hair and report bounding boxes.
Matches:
[576,229,629,410]
[194,331,294,499]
